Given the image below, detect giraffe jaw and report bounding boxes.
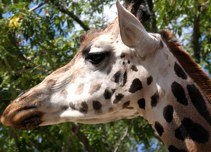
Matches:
[38,107,140,126]
[1,100,139,129]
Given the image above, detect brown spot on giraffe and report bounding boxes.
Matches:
[61,89,68,97]
[129,78,143,93]
[137,98,145,109]
[113,93,124,104]
[171,81,188,106]
[89,83,101,95]
[131,65,138,72]
[147,76,153,85]
[92,101,102,111]
[79,102,88,113]
[122,101,133,109]
[75,83,84,95]
[104,88,115,100]
[151,91,159,107]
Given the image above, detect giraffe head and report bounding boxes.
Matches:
[1,1,162,129]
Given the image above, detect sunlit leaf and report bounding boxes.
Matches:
[8,16,21,28]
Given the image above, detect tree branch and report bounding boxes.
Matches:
[8,129,21,151]
[113,127,128,152]
[192,0,201,63]
[192,14,200,63]
[29,2,46,12]
[72,124,94,152]
[49,1,90,31]
[146,0,157,32]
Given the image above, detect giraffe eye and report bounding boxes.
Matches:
[85,52,108,65]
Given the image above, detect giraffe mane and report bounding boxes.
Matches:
[160,29,211,103]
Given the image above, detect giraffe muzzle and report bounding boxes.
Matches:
[1,103,43,130]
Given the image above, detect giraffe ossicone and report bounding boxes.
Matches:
[1,1,211,151]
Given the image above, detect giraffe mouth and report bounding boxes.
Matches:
[20,113,42,130]
[1,104,43,130]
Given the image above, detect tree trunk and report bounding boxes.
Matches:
[146,0,157,32]
[192,14,201,63]
[72,124,94,152]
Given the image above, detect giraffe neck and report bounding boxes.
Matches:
[137,42,211,152]
[146,79,211,152]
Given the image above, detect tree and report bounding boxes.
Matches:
[0,0,210,151]
[154,0,211,73]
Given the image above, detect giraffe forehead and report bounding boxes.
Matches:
[91,33,131,54]
[90,35,115,52]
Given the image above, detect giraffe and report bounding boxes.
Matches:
[1,1,211,151]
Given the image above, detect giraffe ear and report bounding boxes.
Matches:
[116,0,160,55]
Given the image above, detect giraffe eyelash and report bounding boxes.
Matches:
[85,52,110,65]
